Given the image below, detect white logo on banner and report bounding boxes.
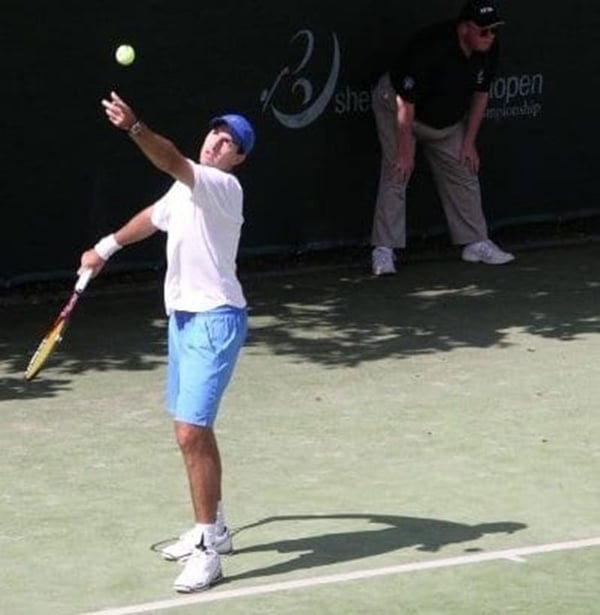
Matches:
[261,29,341,129]
[486,72,545,121]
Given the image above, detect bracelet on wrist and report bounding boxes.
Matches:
[94,234,122,261]
[128,120,144,136]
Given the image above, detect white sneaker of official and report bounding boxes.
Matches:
[372,246,397,275]
[173,547,223,593]
[462,240,515,265]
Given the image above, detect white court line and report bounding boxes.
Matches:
[81,536,600,615]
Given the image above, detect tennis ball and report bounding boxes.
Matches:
[115,44,135,66]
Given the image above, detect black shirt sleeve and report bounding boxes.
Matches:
[389,24,449,104]
[387,22,501,128]
[474,40,499,92]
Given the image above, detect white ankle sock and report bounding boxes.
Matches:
[216,501,226,534]
[195,523,216,549]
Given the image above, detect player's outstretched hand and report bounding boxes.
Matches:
[102,91,137,132]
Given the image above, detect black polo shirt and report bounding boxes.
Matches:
[389,21,499,129]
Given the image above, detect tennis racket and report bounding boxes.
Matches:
[24,268,93,381]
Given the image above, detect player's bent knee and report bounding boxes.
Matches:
[174,421,214,452]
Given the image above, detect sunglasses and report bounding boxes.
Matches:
[474,25,499,37]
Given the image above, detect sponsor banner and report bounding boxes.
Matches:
[487,72,544,120]
[1,1,598,283]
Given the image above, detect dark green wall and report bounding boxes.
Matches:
[2,1,598,284]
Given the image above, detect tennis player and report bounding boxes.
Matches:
[80,91,255,593]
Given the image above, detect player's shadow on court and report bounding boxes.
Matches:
[224,513,527,582]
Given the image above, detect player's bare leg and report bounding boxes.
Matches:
[174,421,222,525]
[168,421,224,593]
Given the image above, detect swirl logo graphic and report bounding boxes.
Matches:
[261,29,341,129]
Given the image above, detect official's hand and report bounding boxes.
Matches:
[460,141,480,174]
[101,91,137,132]
[78,249,106,277]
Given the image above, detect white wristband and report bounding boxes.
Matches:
[94,234,122,261]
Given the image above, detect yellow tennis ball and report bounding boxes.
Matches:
[115,44,135,66]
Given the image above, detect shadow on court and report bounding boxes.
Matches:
[1,243,598,398]
[0,242,597,615]
[0,290,167,401]
[223,514,527,582]
[244,243,599,368]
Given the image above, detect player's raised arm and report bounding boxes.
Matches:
[101,91,194,188]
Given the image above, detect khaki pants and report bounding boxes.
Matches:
[371,73,488,248]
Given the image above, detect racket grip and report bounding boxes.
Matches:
[75,268,93,293]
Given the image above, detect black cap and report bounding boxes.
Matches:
[459,1,505,27]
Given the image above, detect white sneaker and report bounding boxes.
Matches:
[372,247,397,275]
[173,547,222,593]
[462,240,515,265]
[161,526,234,561]
[214,527,233,555]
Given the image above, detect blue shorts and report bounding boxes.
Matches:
[167,306,247,427]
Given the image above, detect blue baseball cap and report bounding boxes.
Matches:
[209,113,256,155]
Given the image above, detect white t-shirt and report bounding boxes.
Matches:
[151,161,246,314]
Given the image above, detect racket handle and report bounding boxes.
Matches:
[75,268,93,293]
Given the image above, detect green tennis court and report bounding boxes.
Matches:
[1,242,599,615]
